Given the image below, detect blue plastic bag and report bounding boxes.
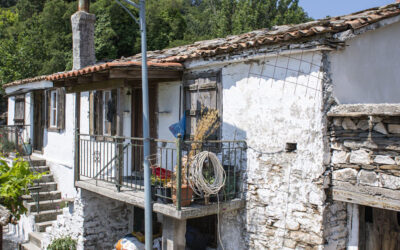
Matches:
[169,114,186,138]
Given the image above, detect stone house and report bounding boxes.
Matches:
[3,1,400,249]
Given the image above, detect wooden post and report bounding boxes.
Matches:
[176,134,182,211]
[74,93,81,185]
[116,88,124,192]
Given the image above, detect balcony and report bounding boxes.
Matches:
[75,134,247,219]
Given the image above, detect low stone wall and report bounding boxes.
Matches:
[329,115,400,209]
[43,189,130,250]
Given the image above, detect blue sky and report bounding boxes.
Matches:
[298,0,395,19]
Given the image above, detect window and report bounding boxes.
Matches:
[50,90,58,128]
[46,88,65,131]
[89,90,117,136]
[14,95,25,125]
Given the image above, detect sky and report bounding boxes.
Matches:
[298,0,396,19]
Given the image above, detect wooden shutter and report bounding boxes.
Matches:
[183,70,222,139]
[57,88,66,130]
[14,95,25,125]
[95,91,103,135]
[45,90,51,128]
[111,89,117,136]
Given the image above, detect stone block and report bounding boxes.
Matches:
[373,122,388,135]
[342,118,357,130]
[331,151,349,164]
[333,118,342,127]
[388,124,400,134]
[358,170,378,187]
[357,120,369,130]
[289,231,324,245]
[343,140,378,150]
[332,168,358,183]
[350,150,371,165]
[380,174,400,190]
[374,155,395,165]
[379,165,400,170]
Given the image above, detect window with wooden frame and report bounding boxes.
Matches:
[183,70,222,140]
[89,89,117,137]
[46,88,65,132]
[14,95,25,125]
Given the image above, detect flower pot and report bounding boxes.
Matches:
[172,185,193,207]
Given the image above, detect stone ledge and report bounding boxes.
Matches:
[75,180,245,220]
[328,104,400,117]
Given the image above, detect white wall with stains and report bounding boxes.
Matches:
[330,21,400,104]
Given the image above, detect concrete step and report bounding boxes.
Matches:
[26,199,63,213]
[36,221,54,232]
[30,166,49,173]
[29,159,46,167]
[21,242,40,250]
[22,191,62,202]
[28,232,43,248]
[32,209,63,223]
[33,174,54,183]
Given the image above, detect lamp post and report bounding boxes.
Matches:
[115,1,152,249]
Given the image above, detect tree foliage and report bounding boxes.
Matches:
[0,0,311,85]
[0,158,44,221]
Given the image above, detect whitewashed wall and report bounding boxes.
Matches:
[187,50,328,249]
[330,21,400,104]
[7,96,15,126]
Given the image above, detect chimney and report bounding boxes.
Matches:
[71,0,96,70]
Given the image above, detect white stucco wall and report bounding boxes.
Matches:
[188,50,328,249]
[157,81,181,141]
[330,21,400,104]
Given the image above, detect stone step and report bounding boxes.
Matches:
[30,166,50,173]
[21,242,40,250]
[29,159,46,167]
[33,174,54,183]
[35,182,58,192]
[32,209,63,223]
[36,221,55,232]
[26,199,63,213]
[22,191,62,202]
[28,232,43,248]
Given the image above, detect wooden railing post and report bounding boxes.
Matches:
[176,134,182,210]
[74,93,81,184]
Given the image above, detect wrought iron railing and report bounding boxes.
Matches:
[76,133,246,210]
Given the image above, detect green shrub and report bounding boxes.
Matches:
[47,237,77,250]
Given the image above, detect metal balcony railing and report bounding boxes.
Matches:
[76,133,246,210]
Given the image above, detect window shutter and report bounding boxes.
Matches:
[183,70,222,139]
[57,88,66,130]
[111,89,117,136]
[89,92,94,135]
[14,95,25,125]
[45,90,51,128]
[94,91,103,135]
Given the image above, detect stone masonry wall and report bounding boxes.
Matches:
[43,189,130,250]
[330,116,400,194]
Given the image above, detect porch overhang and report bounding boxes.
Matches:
[50,61,184,93]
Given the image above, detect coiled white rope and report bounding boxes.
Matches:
[186,151,226,250]
[187,151,226,198]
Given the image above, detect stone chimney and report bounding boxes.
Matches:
[71,0,96,70]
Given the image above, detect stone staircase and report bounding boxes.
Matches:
[20,157,63,250]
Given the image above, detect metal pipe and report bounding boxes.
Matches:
[78,0,90,12]
[139,1,152,249]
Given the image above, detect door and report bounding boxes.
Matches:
[33,91,45,152]
[131,87,157,173]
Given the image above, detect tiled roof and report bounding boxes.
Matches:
[46,61,183,81]
[3,3,400,88]
[122,3,400,63]
[3,61,183,88]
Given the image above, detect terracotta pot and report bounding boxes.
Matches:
[172,185,193,207]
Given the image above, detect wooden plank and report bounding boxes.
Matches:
[66,79,124,93]
[109,69,182,80]
[332,188,400,211]
[332,180,400,201]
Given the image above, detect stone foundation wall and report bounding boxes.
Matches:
[43,189,130,250]
[330,116,400,192]
[323,201,348,249]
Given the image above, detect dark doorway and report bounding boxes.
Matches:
[359,206,400,250]
[33,91,45,152]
